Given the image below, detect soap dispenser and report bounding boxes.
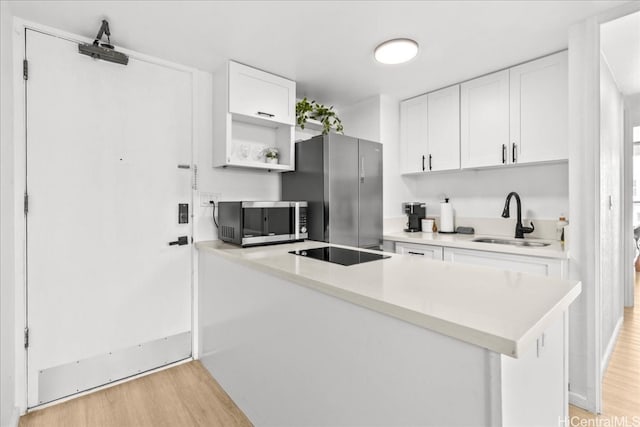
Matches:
[556,215,568,242]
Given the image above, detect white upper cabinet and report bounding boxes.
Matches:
[509,51,568,164]
[400,86,460,174]
[427,85,460,172]
[213,61,296,171]
[400,94,428,174]
[460,51,568,169]
[460,69,510,169]
[228,61,296,125]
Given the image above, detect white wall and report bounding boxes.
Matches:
[338,95,411,218]
[407,163,569,220]
[193,71,281,242]
[380,95,412,218]
[0,4,17,427]
[338,95,569,223]
[567,15,601,412]
[338,96,381,142]
[599,54,625,368]
[566,4,640,413]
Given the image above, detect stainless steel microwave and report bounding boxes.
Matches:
[217,201,308,247]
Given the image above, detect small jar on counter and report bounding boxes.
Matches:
[556,216,569,242]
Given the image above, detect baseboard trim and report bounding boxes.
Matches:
[601,316,624,377]
[569,391,590,411]
[3,405,20,427]
[35,332,192,407]
[24,357,192,414]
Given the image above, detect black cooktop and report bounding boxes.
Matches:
[289,246,390,266]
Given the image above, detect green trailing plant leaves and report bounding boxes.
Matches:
[296,97,344,135]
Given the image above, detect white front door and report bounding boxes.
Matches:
[25,29,193,407]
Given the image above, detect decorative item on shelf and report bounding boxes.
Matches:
[236,143,250,160]
[296,97,344,135]
[264,147,279,165]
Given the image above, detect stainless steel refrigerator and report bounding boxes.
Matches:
[282,134,383,249]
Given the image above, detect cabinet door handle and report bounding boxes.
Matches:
[360,156,365,183]
[407,251,425,256]
[428,154,433,171]
[512,143,517,163]
[502,144,507,164]
[256,111,275,118]
[422,155,426,171]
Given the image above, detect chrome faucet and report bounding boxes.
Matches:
[501,192,534,239]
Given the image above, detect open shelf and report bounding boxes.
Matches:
[212,61,296,172]
[222,160,294,172]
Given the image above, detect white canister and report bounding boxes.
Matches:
[421,218,434,233]
[440,198,454,232]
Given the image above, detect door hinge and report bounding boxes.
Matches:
[23,59,28,81]
[24,192,29,215]
[24,327,29,349]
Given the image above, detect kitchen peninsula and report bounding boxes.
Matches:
[197,240,581,426]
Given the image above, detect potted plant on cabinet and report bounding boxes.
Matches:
[264,147,279,165]
[296,97,344,135]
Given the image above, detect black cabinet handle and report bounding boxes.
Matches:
[169,236,189,246]
[512,143,517,163]
[407,251,425,256]
[428,154,433,171]
[502,144,507,164]
[422,155,425,171]
[256,111,275,118]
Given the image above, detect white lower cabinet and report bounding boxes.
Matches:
[395,242,444,260]
[392,241,567,278]
[443,247,566,278]
[199,250,569,426]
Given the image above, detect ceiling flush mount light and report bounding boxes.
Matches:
[374,38,419,65]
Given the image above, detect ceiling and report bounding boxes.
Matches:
[6,0,631,108]
[601,11,640,96]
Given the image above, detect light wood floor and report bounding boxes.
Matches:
[19,361,252,427]
[19,279,639,426]
[569,275,640,421]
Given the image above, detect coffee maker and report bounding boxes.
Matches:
[403,202,426,232]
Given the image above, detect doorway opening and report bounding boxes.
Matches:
[575,8,640,420]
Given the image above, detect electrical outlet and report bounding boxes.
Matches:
[200,192,220,207]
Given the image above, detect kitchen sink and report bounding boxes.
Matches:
[472,237,551,247]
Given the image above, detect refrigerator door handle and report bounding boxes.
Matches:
[360,156,365,183]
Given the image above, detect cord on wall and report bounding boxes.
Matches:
[210,201,219,228]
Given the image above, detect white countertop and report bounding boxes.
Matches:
[384,231,568,259]
[196,240,581,358]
